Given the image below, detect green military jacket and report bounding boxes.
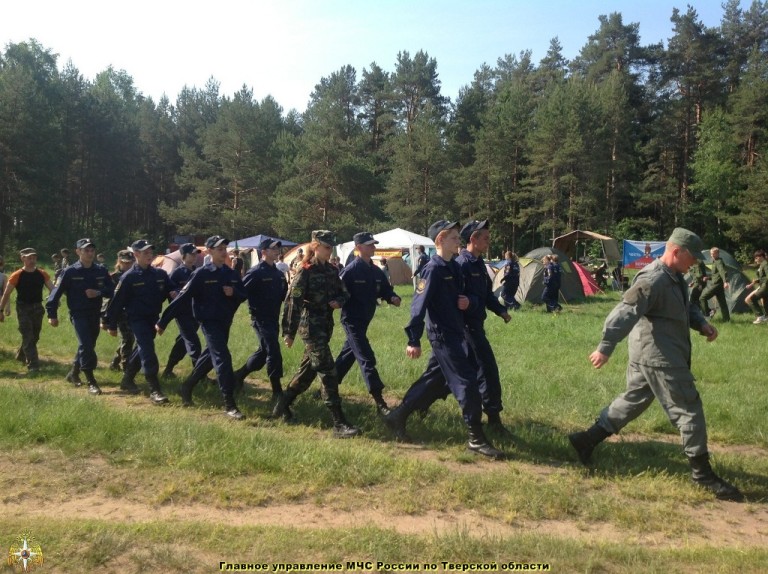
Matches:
[708,257,728,287]
[757,260,768,288]
[689,261,708,287]
[281,259,350,342]
[597,258,709,369]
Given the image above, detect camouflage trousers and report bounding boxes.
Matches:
[286,337,341,407]
[16,301,44,368]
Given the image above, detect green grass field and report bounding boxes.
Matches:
[2,289,768,573]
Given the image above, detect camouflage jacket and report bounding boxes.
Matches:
[281,259,349,341]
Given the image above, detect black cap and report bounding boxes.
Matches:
[427,220,459,241]
[353,232,378,245]
[130,239,154,252]
[179,243,200,256]
[460,219,489,244]
[258,237,282,251]
[205,235,229,248]
[76,238,96,249]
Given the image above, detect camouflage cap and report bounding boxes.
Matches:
[668,228,704,260]
[312,230,336,247]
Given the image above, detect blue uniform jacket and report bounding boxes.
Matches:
[169,265,196,318]
[404,255,465,347]
[105,264,176,328]
[543,262,562,291]
[243,260,288,323]
[456,249,507,328]
[158,263,246,328]
[46,261,114,319]
[340,257,399,325]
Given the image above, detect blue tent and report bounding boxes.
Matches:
[233,234,298,249]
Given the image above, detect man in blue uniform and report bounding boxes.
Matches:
[334,232,401,415]
[456,220,512,432]
[234,237,288,402]
[46,238,114,395]
[162,243,203,378]
[105,240,177,404]
[157,236,247,420]
[384,220,504,459]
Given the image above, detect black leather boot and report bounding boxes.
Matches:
[272,388,297,422]
[224,397,245,420]
[146,374,169,404]
[383,403,413,442]
[119,368,141,395]
[328,404,361,439]
[467,424,505,459]
[179,371,204,407]
[109,355,121,371]
[66,363,82,386]
[269,375,283,399]
[82,369,101,395]
[568,423,612,465]
[371,392,390,416]
[486,412,512,437]
[233,367,247,394]
[688,453,744,501]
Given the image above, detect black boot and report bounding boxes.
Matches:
[146,374,169,405]
[383,403,413,442]
[119,369,141,395]
[82,369,102,395]
[328,404,361,438]
[224,397,245,420]
[269,375,283,400]
[161,367,175,380]
[467,424,505,459]
[179,374,199,407]
[688,453,744,501]
[110,355,121,371]
[66,363,82,386]
[486,412,513,437]
[272,388,298,422]
[233,367,247,394]
[568,423,612,465]
[371,392,390,416]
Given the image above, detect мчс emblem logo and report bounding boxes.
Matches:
[7,532,43,573]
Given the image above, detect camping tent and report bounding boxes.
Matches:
[698,248,750,314]
[553,230,621,264]
[493,246,585,304]
[572,261,602,296]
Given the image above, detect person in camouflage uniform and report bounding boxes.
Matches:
[687,259,710,317]
[273,230,360,438]
[700,247,730,321]
[745,249,768,324]
[107,250,136,372]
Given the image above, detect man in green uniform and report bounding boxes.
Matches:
[568,228,742,501]
[700,247,730,321]
[745,249,768,324]
[687,260,710,317]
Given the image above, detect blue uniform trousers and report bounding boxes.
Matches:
[334,319,384,395]
[71,313,101,371]
[401,336,482,426]
[126,318,160,376]
[166,315,202,371]
[465,325,503,415]
[243,318,283,380]
[192,320,236,399]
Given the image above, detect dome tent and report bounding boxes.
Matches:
[493,246,585,305]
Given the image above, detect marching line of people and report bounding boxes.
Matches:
[0,225,747,501]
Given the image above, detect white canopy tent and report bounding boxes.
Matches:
[336,228,435,287]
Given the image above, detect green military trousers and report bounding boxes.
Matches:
[598,361,709,457]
